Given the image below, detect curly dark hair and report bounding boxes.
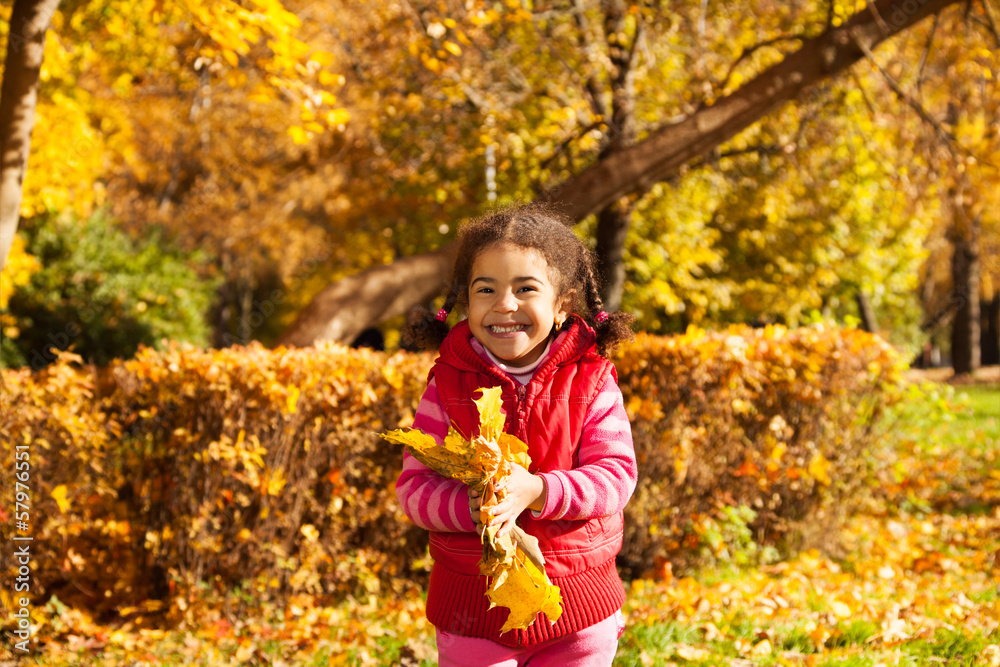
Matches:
[401,202,634,358]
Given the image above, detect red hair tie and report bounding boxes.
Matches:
[436,308,448,322]
[595,311,609,323]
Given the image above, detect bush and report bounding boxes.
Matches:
[615,325,903,577]
[0,324,904,619]
[1,342,432,619]
[1,212,218,369]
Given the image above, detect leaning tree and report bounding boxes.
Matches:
[276,0,968,347]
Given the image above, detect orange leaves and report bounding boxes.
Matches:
[615,324,906,577]
[383,386,562,633]
[4,336,1000,663]
[734,459,760,478]
[0,340,446,621]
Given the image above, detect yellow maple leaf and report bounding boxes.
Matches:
[51,485,71,514]
[381,385,563,633]
[498,432,531,470]
[483,542,563,633]
[384,427,482,485]
[473,386,506,442]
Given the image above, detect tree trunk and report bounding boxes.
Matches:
[276,0,962,346]
[0,0,61,274]
[275,246,455,347]
[951,211,981,375]
[855,290,879,333]
[593,0,637,312]
[595,201,632,312]
[982,292,1000,367]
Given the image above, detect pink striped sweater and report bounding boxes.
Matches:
[396,332,637,533]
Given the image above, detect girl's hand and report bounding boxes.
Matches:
[467,479,509,537]
[468,486,488,537]
[486,463,546,539]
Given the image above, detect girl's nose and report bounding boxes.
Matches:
[494,289,517,312]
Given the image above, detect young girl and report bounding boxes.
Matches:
[396,203,637,666]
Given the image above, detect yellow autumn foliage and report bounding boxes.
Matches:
[0,235,40,312]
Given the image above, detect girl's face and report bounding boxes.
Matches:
[467,244,573,368]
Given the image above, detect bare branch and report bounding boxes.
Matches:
[399,0,429,34]
[572,0,609,119]
[864,0,892,36]
[532,2,589,22]
[850,27,955,150]
[690,144,784,173]
[849,70,883,119]
[979,0,1000,45]
[278,0,967,346]
[627,6,644,74]
[916,13,939,92]
[539,121,606,172]
[715,34,808,96]
[446,71,489,112]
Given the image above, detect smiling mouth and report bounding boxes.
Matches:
[489,324,526,334]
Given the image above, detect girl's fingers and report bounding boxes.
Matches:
[490,506,510,527]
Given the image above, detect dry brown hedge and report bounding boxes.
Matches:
[0,324,903,617]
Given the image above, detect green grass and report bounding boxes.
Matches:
[952,383,1000,448]
[970,586,998,604]
[779,626,817,654]
[903,628,992,665]
[826,620,879,648]
[816,656,880,667]
[884,381,998,451]
[615,620,702,663]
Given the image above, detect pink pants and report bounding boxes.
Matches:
[436,610,625,666]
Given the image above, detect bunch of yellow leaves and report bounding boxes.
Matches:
[381,386,563,634]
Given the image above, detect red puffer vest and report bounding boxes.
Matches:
[424,316,627,646]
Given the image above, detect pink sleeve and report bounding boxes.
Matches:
[395,377,477,533]
[535,373,637,521]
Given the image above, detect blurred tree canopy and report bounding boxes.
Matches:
[0,0,997,367]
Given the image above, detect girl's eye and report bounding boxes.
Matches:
[476,287,494,294]
[518,286,536,293]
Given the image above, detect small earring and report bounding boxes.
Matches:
[555,319,562,331]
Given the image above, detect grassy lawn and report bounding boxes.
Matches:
[13,382,1000,666]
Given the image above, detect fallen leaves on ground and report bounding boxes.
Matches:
[618,502,1000,664]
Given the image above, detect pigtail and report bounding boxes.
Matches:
[400,286,460,352]
[581,255,635,358]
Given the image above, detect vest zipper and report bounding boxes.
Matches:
[515,384,527,438]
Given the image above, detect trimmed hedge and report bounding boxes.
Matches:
[0,325,903,618]
[615,325,902,577]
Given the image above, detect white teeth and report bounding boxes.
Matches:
[490,324,525,334]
